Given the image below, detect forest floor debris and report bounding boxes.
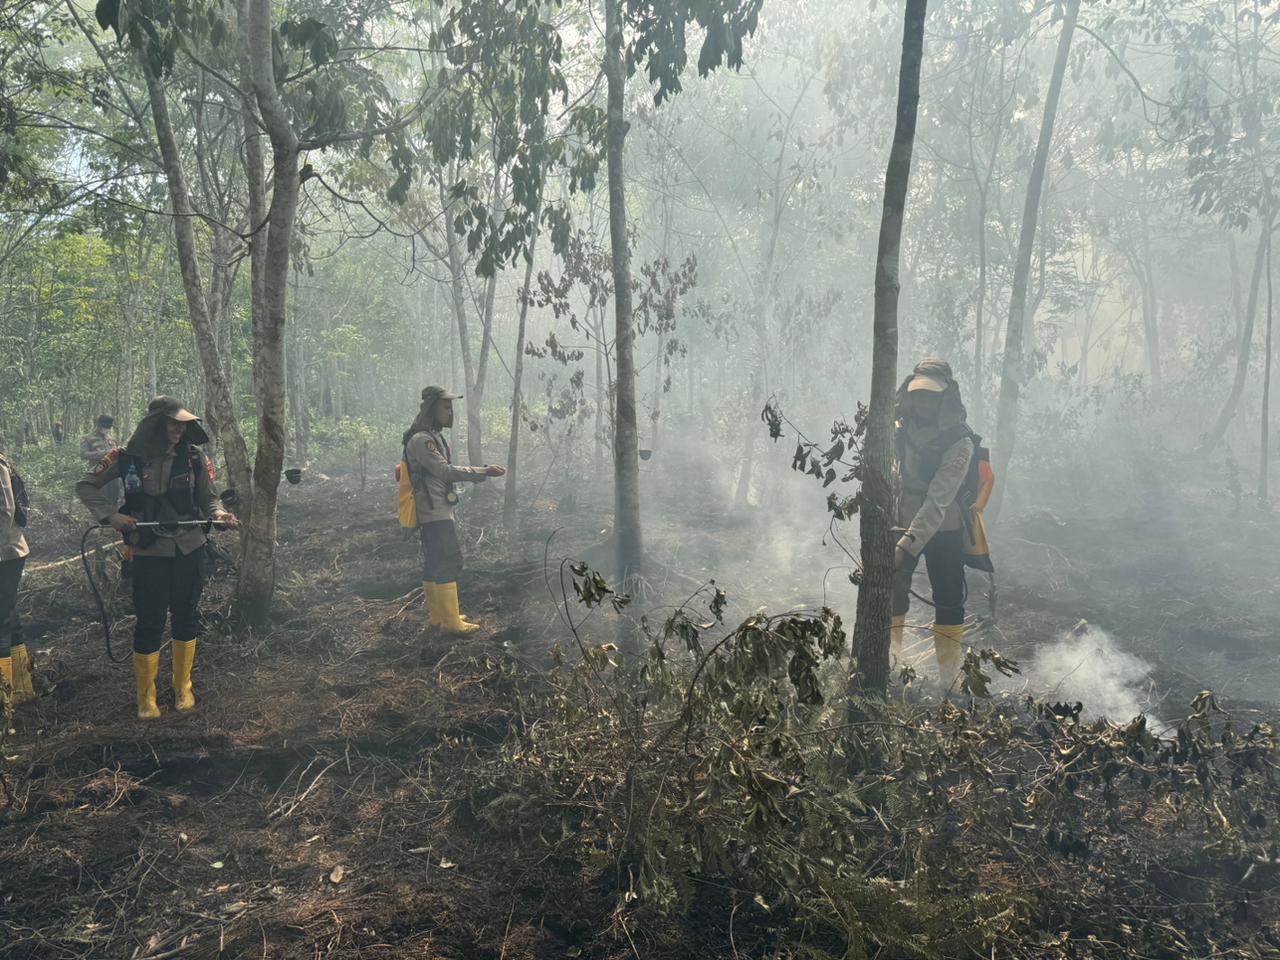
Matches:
[2,471,1278,958]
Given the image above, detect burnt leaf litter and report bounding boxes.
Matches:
[2,473,1278,959]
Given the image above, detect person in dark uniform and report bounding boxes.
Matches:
[402,386,504,635]
[76,397,239,719]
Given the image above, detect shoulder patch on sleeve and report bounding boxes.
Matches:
[424,439,439,455]
[93,448,120,476]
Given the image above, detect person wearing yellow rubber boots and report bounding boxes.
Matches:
[891,359,974,691]
[0,451,34,706]
[76,398,239,719]
[402,386,504,635]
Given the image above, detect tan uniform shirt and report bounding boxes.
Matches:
[80,429,116,462]
[0,459,30,561]
[76,447,218,557]
[405,429,487,524]
[896,431,973,558]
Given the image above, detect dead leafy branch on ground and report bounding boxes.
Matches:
[469,562,1280,959]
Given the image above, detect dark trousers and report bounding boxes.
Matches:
[132,550,205,655]
[419,519,464,583]
[0,556,24,657]
[892,528,966,626]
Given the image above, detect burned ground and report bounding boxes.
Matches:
[2,460,1278,959]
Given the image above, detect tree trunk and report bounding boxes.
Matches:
[989,0,1079,520]
[854,0,927,698]
[237,0,266,520]
[973,186,988,427]
[140,59,253,505]
[1259,229,1273,500]
[238,0,300,623]
[1139,210,1162,390]
[594,305,606,477]
[1200,207,1274,458]
[441,188,480,462]
[469,170,504,467]
[504,217,541,531]
[650,199,673,454]
[604,0,642,602]
[1229,232,1244,343]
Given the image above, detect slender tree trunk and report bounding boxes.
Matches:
[1200,206,1273,457]
[1260,229,1273,499]
[854,0,927,698]
[733,356,763,506]
[650,199,673,453]
[604,0,642,603]
[290,319,309,464]
[237,0,266,520]
[238,0,301,623]
[592,307,604,475]
[442,193,480,462]
[989,0,1078,519]
[504,216,541,531]
[468,170,504,466]
[1229,232,1244,343]
[1139,210,1162,389]
[141,59,253,503]
[973,186,988,427]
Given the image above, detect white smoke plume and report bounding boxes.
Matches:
[1019,622,1158,724]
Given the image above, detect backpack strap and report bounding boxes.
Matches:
[0,454,28,527]
[403,434,435,511]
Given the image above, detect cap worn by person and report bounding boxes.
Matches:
[149,396,201,422]
[907,357,953,393]
[421,385,464,403]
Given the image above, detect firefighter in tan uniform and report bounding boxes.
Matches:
[402,386,504,634]
[0,453,34,704]
[890,359,976,690]
[77,397,239,719]
[81,414,123,508]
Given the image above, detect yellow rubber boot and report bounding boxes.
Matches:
[0,656,12,697]
[10,643,34,703]
[424,582,445,628]
[133,651,161,719]
[435,582,480,636]
[172,639,197,712]
[890,615,906,663]
[933,623,965,692]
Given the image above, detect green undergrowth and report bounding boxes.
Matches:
[468,564,1280,959]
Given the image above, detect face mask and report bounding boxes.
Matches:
[908,396,940,424]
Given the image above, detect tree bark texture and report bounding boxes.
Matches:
[141,60,253,507]
[853,0,927,698]
[238,0,300,623]
[990,0,1079,519]
[468,170,504,467]
[441,187,480,463]
[504,220,540,532]
[605,0,643,597]
[235,0,266,521]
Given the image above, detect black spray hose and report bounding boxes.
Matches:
[81,524,130,663]
[80,521,215,664]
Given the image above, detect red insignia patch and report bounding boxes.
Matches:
[92,448,120,476]
[205,455,216,483]
[425,441,438,454]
